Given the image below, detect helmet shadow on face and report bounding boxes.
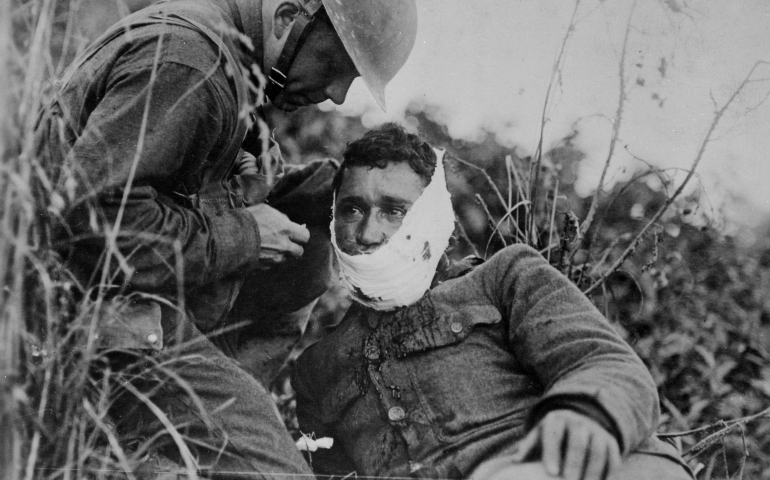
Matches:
[321,0,418,110]
[273,19,358,109]
[269,0,417,111]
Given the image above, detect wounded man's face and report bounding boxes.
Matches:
[333,162,426,256]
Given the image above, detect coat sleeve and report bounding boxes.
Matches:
[54,45,261,293]
[480,245,660,454]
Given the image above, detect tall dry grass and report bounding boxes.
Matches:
[1,2,206,478]
[2,2,114,478]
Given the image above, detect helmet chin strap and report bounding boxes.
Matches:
[264,5,320,102]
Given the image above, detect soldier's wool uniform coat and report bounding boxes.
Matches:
[294,245,694,479]
[37,0,332,476]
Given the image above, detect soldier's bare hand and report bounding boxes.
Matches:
[247,203,310,267]
[510,409,621,480]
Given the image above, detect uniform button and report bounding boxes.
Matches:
[388,406,406,421]
[364,338,380,361]
[450,322,463,333]
[147,333,159,344]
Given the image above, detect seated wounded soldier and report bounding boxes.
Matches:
[292,124,694,480]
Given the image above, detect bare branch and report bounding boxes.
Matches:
[584,61,769,295]
[120,382,201,479]
[530,0,582,244]
[737,424,748,480]
[665,405,770,459]
[580,0,637,243]
[476,194,508,255]
[547,180,560,263]
[81,400,137,480]
[449,155,508,210]
[454,218,481,258]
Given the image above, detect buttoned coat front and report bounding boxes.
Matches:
[294,245,687,479]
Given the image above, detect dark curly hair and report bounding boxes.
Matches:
[332,123,437,194]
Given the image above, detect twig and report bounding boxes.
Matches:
[530,0,582,243]
[682,405,770,458]
[82,400,137,480]
[721,437,729,479]
[580,0,636,245]
[547,180,560,264]
[583,61,770,295]
[506,155,531,244]
[120,382,200,479]
[476,194,508,254]
[454,216,482,258]
[736,424,747,480]
[658,423,715,439]
[450,155,508,211]
[494,200,532,244]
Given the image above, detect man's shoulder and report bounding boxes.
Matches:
[93,0,240,75]
[110,23,231,76]
[432,254,485,285]
[455,244,559,284]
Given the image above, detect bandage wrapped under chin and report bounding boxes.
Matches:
[331,148,456,311]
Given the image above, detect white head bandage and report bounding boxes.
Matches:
[331,148,455,311]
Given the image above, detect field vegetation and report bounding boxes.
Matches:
[2,0,769,479]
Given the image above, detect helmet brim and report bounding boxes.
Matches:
[322,0,417,112]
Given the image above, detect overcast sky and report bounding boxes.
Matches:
[322,0,770,228]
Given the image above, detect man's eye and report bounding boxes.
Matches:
[338,205,363,220]
[384,207,407,219]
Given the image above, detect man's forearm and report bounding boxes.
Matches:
[488,245,660,454]
[63,186,261,292]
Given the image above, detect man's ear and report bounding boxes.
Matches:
[273,1,301,39]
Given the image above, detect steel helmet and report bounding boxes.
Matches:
[321,0,418,110]
[265,0,418,111]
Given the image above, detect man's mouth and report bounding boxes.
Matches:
[343,245,382,256]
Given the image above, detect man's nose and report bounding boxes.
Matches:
[325,74,357,105]
[356,214,387,249]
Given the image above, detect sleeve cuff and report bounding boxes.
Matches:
[527,394,625,452]
[209,209,261,278]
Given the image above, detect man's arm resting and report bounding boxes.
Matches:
[512,409,621,480]
[485,245,660,455]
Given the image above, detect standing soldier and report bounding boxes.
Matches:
[36,0,417,477]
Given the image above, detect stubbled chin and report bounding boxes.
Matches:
[271,91,314,111]
[272,100,299,112]
[341,246,379,256]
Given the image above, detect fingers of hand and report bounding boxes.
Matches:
[540,413,567,477]
[578,432,621,480]
[605,434,622,478]
[510,427,541,462]
[259,242,305,263]
[563,428,591,480]
[288,222,310,244]
[581,435,605,480]
[249,204,309,262]
[539,410,621,480]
